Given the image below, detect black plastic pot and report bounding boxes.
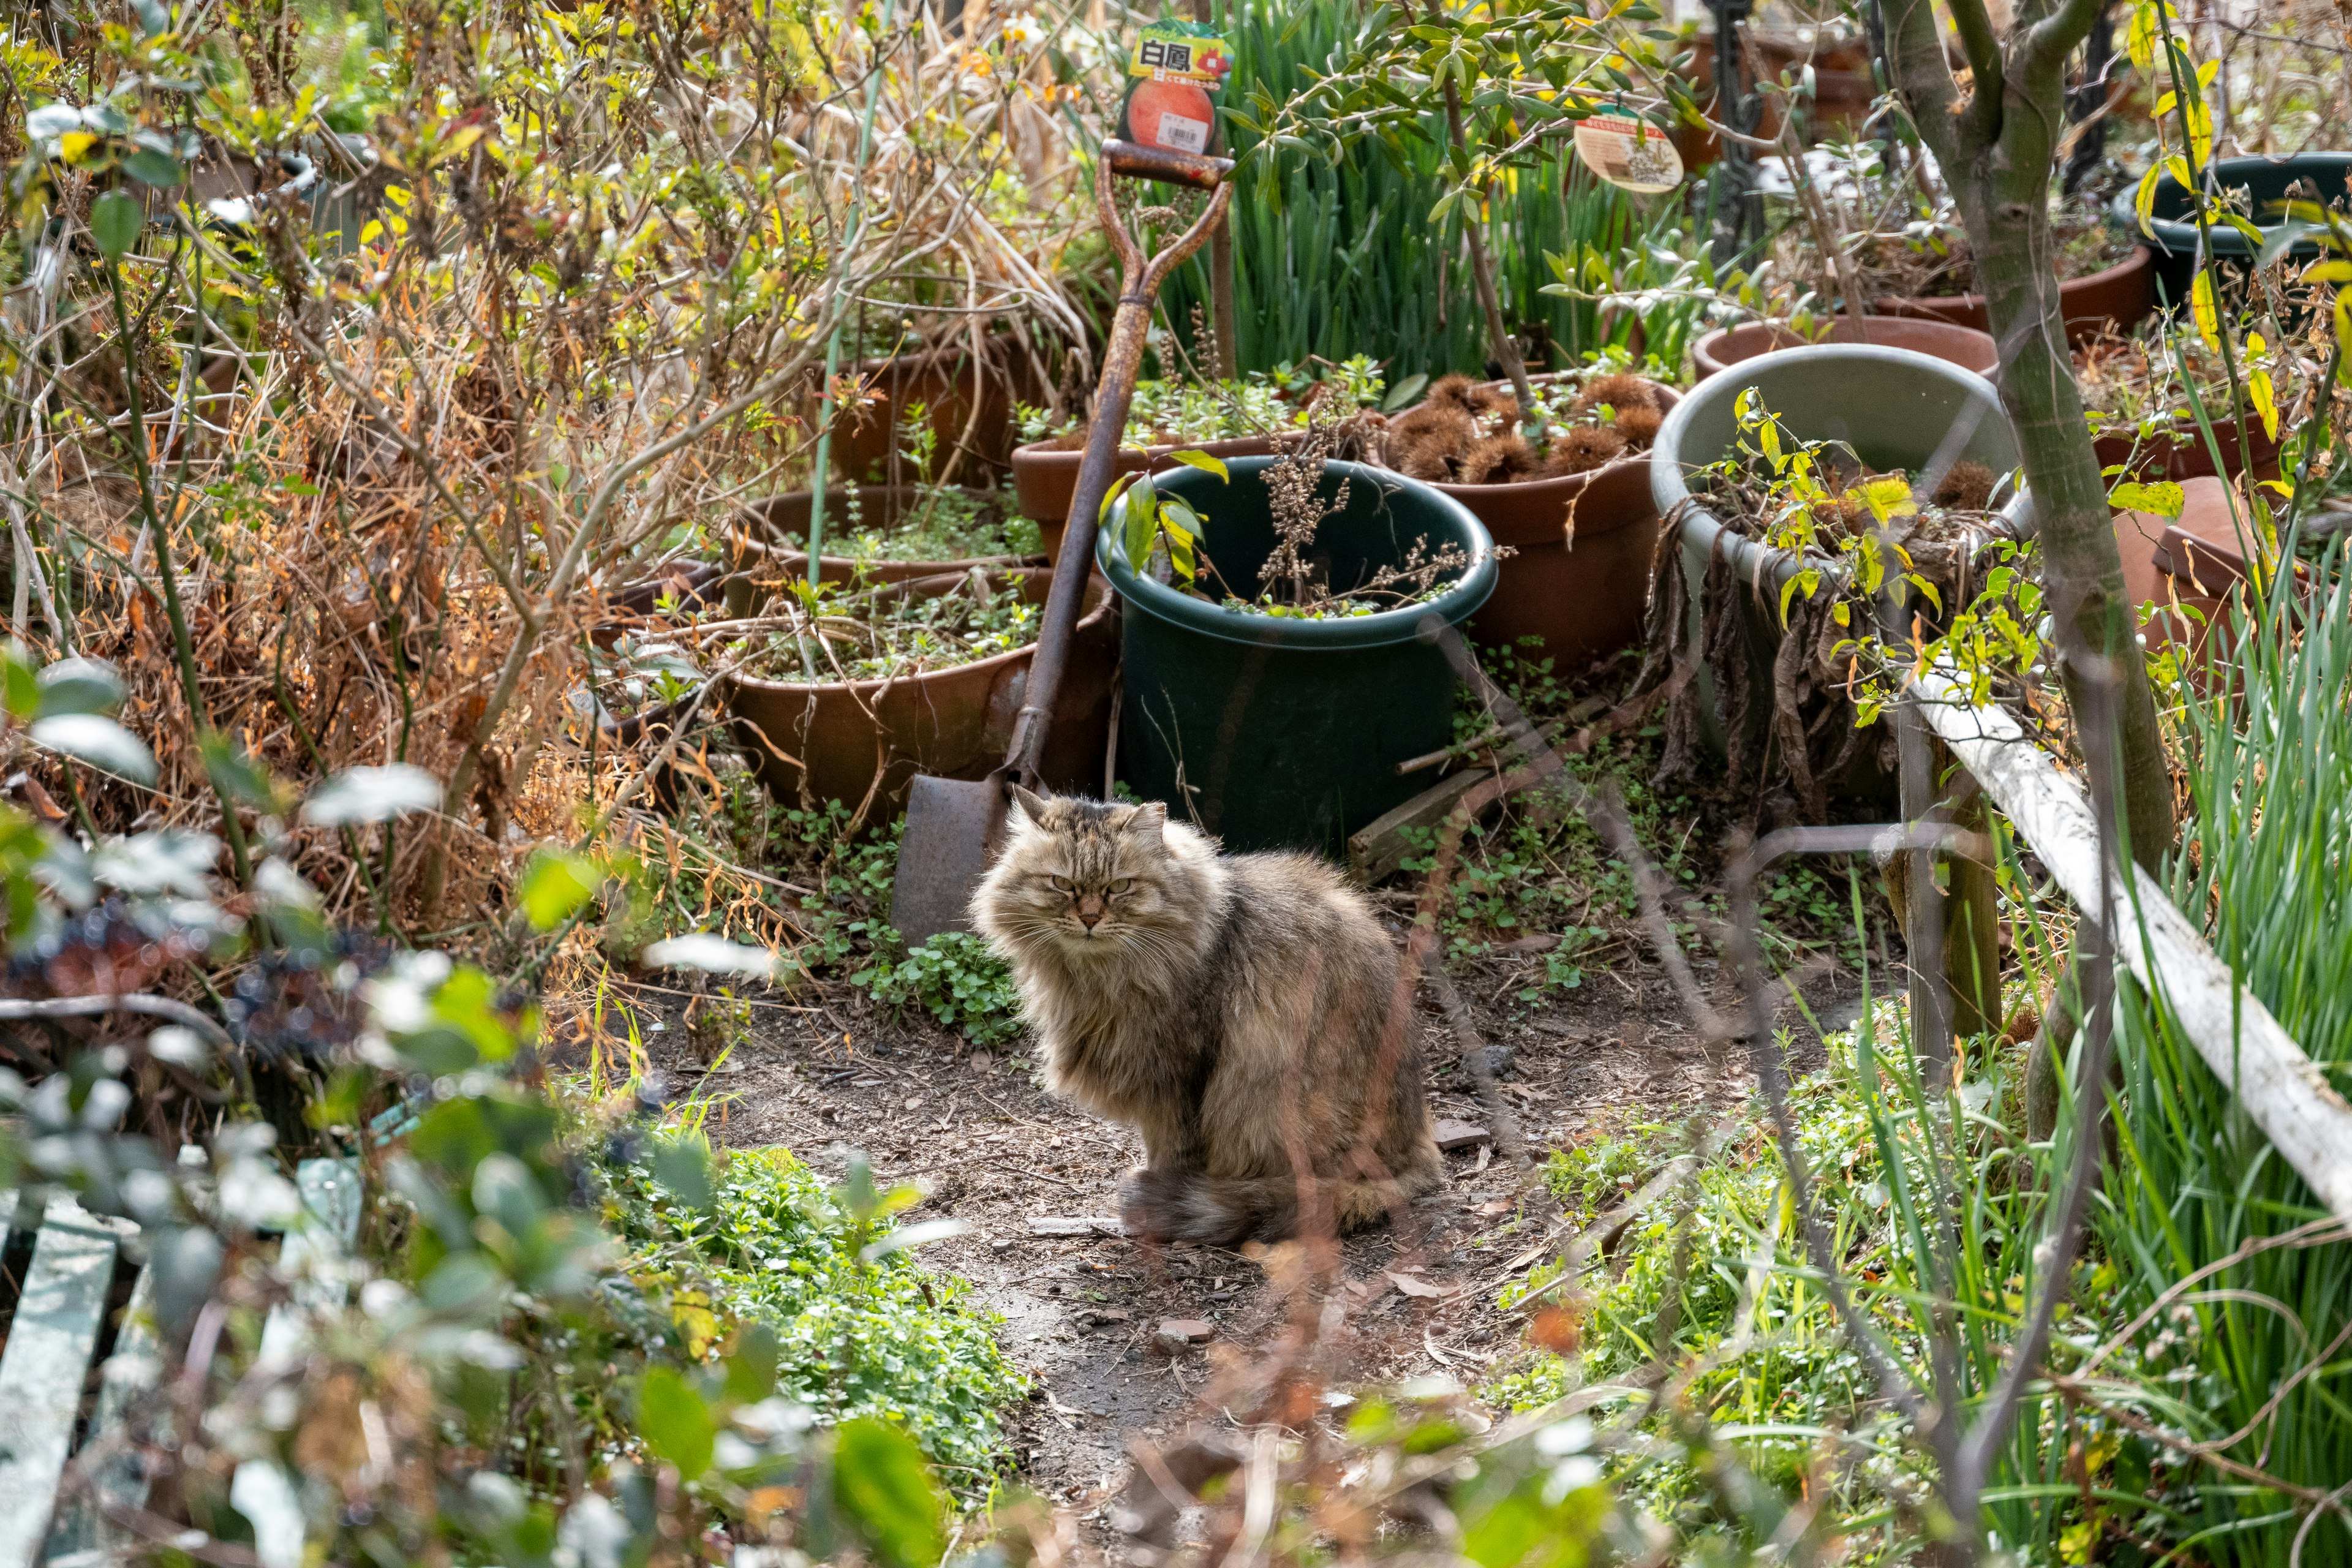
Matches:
[1649,344,2027,775]
[1098,456,1499,855]
[2113,153,2352,306]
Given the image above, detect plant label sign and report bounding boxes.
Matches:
[1572,114,1683,195]
[1120,21,1230,156]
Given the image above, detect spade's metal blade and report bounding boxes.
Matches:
[890,774,1005,945]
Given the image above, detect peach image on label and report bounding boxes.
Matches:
[1128,80,1215,154]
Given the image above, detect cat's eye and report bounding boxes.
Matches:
[1047,875,1076,894]
[1109,878,1135,895]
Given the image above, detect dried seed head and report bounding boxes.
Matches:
[1571,372,1657,420]
[1544,424,1629,477]
[1425,373,1480,411]
[1612,403,1664,448]
[1932,460,1997,513]
[1458,434,1538,486]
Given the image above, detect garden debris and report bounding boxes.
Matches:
[1433,1118,1493,1152]
[1153,1319,1215,1354]
[1386,1268,1444,1300]
[1348,769,1494,883]
[1028,1215,1125,1237]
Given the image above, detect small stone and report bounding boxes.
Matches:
[1154,1318,1214,1354]
[1497,933,1561,955]
[1433,1118,1492,1152]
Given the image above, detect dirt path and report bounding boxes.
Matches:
[630,928,1859,1514]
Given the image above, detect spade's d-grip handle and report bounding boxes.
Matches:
[1101,138,1233,191]
[993,141,1235,797]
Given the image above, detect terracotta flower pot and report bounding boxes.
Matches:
[595,562,731,651]
[1876,244,2155,347]
[1012,432,1291,560]
[1407,380,1686,670]
[1674,29,1878,165]
[812,339,1046,485]
[2094,420,2283,484]
[1693,316,1998,380]
[723,564,1118,815]
[732,486,1042,586]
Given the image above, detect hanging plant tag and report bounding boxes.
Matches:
[1572,114,1683,195]
[1126,21,1230,88]
[1118,22,1231,155]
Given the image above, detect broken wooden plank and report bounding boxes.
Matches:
[238,1159,366,1568]
[0,1196,123,1568]
[39,1260,161,1566]
[254,1157,366,1370]
[1347,767,1494,884]
[1914,670,2352,1226]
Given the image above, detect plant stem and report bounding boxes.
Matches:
[1425,27,1539,427]
[104,260,253,886]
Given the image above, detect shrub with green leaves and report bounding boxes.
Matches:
[625,1145,1027,1483]
[851,930,1025,1049]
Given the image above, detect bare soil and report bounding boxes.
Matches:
[630,918,1863,1521]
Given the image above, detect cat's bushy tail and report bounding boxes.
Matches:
[1120,1153,1442,1246]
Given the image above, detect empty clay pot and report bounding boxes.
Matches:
[812,339,1046,485]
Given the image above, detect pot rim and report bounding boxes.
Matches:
[729,530,1044,578]
[2114,152,2352,255]
[1868,240,2152,315]
[733,485,1036,575]
[725,566,1112,695]
[1692,315,1998,377]
[1099,455,1499,650]
[1651,342,2024,590]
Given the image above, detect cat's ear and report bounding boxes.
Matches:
[1009,785,1052,828]
[1120,801,1167,843]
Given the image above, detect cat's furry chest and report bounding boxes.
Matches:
[1022,959,1212,1130]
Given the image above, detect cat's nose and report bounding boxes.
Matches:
[1076,897,1105,928]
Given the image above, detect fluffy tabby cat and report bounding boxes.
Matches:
[971,788,1441,1244]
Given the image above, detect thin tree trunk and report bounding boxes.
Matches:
[1883,0,2174,871]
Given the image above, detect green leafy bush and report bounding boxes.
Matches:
[851,930,1025,1049]
[625,1145,1027,1482]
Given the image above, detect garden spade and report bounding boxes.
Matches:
[890,140,1234,943]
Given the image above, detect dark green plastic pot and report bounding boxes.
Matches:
[2112,153,2351,306]
[1099,456,1499,854]
[1649,344,2027,781]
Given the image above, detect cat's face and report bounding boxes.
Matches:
[982,788,1187,954]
